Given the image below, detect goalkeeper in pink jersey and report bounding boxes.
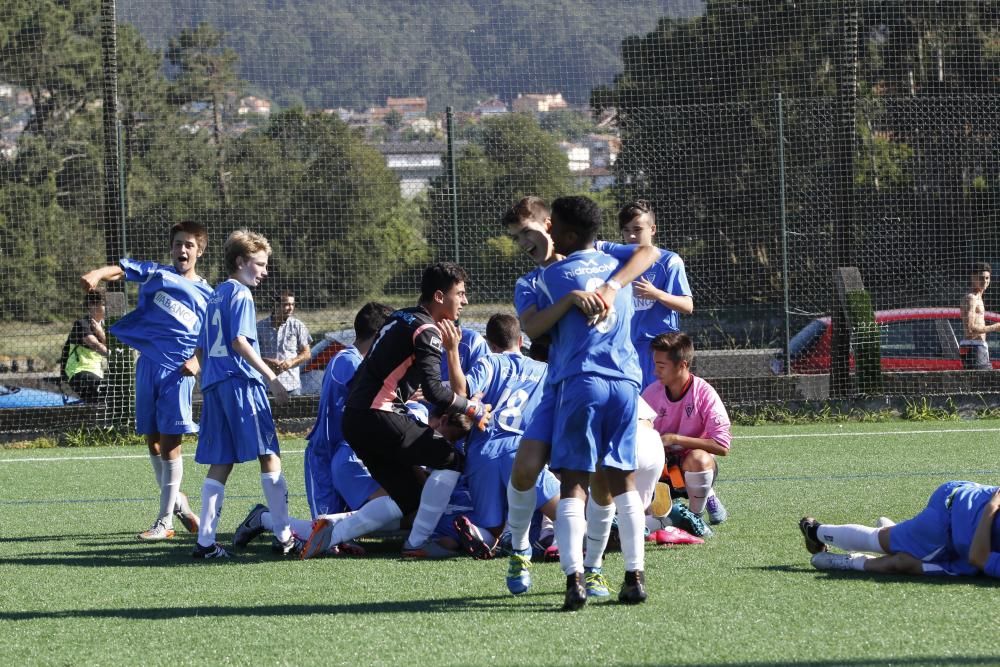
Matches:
[640,332,732,533]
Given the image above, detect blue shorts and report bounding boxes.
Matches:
[330,442,381,511]
[195,378,280,465]
[304,439,340,518]
[889,481,965,563]
[521,382,555,445]
[134,356,197,436]
[550,375,638,473]
[466,447,560,529]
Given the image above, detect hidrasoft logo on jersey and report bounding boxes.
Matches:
[154,291,198,329]
[562,258,614,280]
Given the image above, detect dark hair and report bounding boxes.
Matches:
[501,196,549,228]
[550,196,602,246]
[485,313,521,351]
[972,262,992,275]
[527,338,549,362]
[650,332,695,366]
[419,262,468,303]
[354,301,393,341]
[618,199,655,229]
[275,289,295,301]
[85,290,105,308]
[170,220,209,251]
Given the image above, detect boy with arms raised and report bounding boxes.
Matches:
[641,333,731,532]
[80,221,210,541]
[536,195,648,609]
[192,230,295,559]
[501,197,657,598]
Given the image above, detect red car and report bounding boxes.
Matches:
[772,307,1000,374]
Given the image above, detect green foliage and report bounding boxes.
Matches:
[58,426,145,448]
[902,397,960,422]
[730,403,897,426]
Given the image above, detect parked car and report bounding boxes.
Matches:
[770,307,1000,374]
[0,384,81,408]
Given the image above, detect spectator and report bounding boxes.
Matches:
[959,262,1000,370]
[62,291,108,402]
[257,289,312,396]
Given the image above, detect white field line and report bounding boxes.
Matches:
[0,449,307,464]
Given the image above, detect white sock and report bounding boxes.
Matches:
[818,523,885,554]
[583,496,615,569]
[332,496,404,546]
[149,454,164,490]
[556,497,586,576]
[258,511,312,540]
[158,458,183,526]
[848,553,874,571]
[197,478,225,548]
[614,490,645,572]
[261,472,291,543]
[634,427,665,509]
[406,469,460,547]
[506,481,537,554]
[684,469,714,515]
[645,513,671,533]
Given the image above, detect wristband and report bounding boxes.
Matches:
[606,278,622,291]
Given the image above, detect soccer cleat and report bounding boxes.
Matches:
[192,542,230,559]
[618,570,647,604]
[651,526,705,546]
[584,566,611,599]
[233,503,268,549]
[401,539,457,559]
[506,551,532,595]
[669,501,713,538]
[496,532,514,557]
[173,492,200,533]
[272,534,303,557]
[542,544,560,562]
[301,518,335,560]
[453,514,497,560]
[137,519,175,541]
[562,572,587,612]
[336,541,366,557]
[799,517,828,555]
[811,551,866,571]
[649,481,674,519]
[706,494,729,525]
[875,516,896,529]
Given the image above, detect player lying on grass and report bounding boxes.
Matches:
[81,220,210,542]
[191,230,295,560]
[800,481,1000,577]
[642,332,731,536]
[440,313,560,568]
[501,196,659,600]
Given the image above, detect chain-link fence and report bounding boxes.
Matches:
[0,1,998,432]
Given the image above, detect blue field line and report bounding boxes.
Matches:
[0,449,308,464]
[0,492,308,507]
[722,469,1000,484]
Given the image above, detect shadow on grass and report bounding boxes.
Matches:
[0,531,138,544]
[754,564,1000,587]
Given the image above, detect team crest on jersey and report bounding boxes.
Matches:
[686,403,694,418]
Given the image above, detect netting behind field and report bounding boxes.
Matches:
[0,1,998,430]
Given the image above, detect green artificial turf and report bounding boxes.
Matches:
[2,421,1000,666]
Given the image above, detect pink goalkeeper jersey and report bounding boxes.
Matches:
[641,375,732,452]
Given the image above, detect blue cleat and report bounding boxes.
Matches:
[584,566,611,599]
[706,494,729,525]
[506,550,532,595]
[669,501,713,538]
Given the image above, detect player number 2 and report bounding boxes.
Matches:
[208,309,228,358]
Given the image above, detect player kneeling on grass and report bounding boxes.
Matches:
[641,332,731,537]
[801,481,1000,578]
[191,230,297,560]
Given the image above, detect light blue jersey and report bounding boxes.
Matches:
[199,279,263,390]
[536,248,642,387]
[464,352,547,467]
[306,346,363,454]
[110,258,212,370]
[514,266,544,318]
[628,247,691,340]
[441,326,490,383]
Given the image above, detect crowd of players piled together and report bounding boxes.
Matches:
[79,194,1000,612]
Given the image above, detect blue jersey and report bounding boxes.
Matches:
[514,266,544,318]
[631,247,690,341]
[109,259,212,370]
[441,326,490,383]
[306,346,363,452]
[464,352,547,465]
[199,280,263,390]
[536,248,642,387]
[946,482,1000,575]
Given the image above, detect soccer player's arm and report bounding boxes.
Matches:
[637,255,694,315]
[968,488,1000,575]
[662,391,732,456]
[414,327,491,427]
[439,319,466,396]
[80,265,125,292]
[521,276,603,339]
[232,335,288,402]
[592,243,659,311]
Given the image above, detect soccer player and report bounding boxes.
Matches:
[641,332,731,534]
[191,229,296,559]
[501,196,658,599]
[80,220,210,541]
[441,313,560,567]
[800,481,1000,577]
[535,195,649,609]
[618,200,693,389]
[341,262,491,558]
[959,262,1000,370]
[440,323,489,383]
